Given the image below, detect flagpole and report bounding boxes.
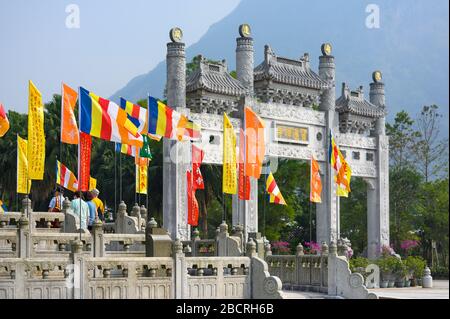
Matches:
[119,151,122,202]
[59,82,63,171]
[263,166,267,238]
[77,86,81,242]
[114,142,117,217]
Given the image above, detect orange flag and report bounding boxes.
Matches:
[0,103,10,137]
[310,155,322,203]
[244,106,265,179]
[61,83,79,144]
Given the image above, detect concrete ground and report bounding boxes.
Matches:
[369,280,449,299]
[282,281,449,299]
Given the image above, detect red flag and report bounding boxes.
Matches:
[78,132,92,191]
[238,129,251,200]
[192,145,204,190]
[187,170,199,226]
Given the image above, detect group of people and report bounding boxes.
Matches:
[48,187,105,230]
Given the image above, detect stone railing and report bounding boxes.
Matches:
[266,243,328,293]
[0,238,283,299]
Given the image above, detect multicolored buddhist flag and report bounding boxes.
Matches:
[79,87,143,147]
[244,106,265,179]
[266,171,286,205]
[56,161,78,192]
[183,120,201,141]
[115,142,137,157]
[329,134,352,197]
[28,80,46,180]
[223,113,237,194]
[61,83,79,144]
[17,135,31,194]
[310,155,322,203]
[148,96,185,140]
[0,103,10,137]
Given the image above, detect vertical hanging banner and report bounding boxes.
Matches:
[187,170,199,226]
[61,83,79,144]
[238,129,250,200]
[244,106,265,179]
[17,135,31,194]
[192,144,204,190]
[28,80,45,180]
[223,113,237,194]
[78,132,92,191]
[310,155,322,203]
[135,163,148,194]
[89,176,97,191]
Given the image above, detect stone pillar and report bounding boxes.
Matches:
[368,71,389,259]
[236,24,254,95]
[163,27,190,241]
[232,25,256,243]
[316,44,339,245]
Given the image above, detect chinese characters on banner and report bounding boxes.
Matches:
[78,132,92,191]
[17,135,31,194]
[222,113,237,194]
[28,81,45,180]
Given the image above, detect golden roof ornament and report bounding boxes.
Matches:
[321,43,332,56]
[169,27,183,43]
[373,70,382,83]
[239,24,251,38]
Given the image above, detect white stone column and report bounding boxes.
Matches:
[232,25,257,243]
[368,73,390,258]
[163,29,190,240]
[316,45,339,244]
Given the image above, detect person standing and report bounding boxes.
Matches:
[91,189,105,221]
[71,191,89,230]
[84,191,97,229]
[48,188,64,212]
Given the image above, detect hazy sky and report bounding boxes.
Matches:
[0,0,240,112]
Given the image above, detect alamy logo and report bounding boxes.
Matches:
[65,4,80,29]
[365,4,380,29]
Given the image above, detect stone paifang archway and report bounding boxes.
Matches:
[163,25,389,260]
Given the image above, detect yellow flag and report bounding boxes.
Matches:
[135,164,148,194]
[17,135,32,194]
[89,177,97,191]
[223,113,237,194]
[28,81,45,180]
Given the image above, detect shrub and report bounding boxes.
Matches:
[304,241,321,254]
[404,256,426,279]
[349,257,369,273]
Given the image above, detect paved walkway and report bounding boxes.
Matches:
[369,280,449,299]
[282,281,449,299]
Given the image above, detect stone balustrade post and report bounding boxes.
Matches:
[93,219,104,257]
[327,241,338,296]
[172,238,186,299]
[18,211,30,258]
[70,239,86,299]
